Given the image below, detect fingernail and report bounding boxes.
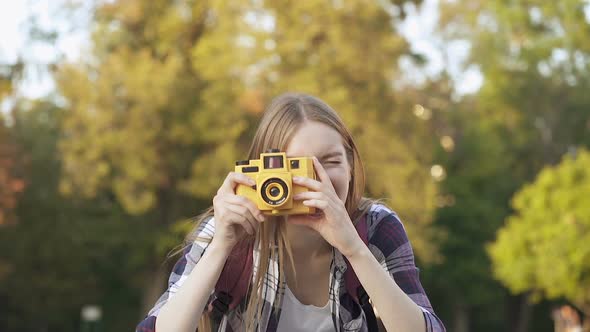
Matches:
[293,194,301,200]
[258,214,265,222]
[293,176,301,181]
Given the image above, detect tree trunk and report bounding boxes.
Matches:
[140,194,176,318]
[514,294,532,332]
[506,293,532,332]
[579,304,589,332]
[140,264,169,317]
[453,301,469,332]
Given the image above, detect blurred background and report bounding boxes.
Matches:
[1,0,589,331]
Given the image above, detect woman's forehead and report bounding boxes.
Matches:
[285,122,345,158]
[285,146,344,159]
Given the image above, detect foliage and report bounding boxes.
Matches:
[489,149,590,315]
[0,100,150,331]
[56,0,441,263]
[7,0,590,330]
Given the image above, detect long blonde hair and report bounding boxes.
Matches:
[184,92,374,331]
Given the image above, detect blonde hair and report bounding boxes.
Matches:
[183,92,374,331]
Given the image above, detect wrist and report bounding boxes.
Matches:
[342,238,370,261]
[207,239,235,257]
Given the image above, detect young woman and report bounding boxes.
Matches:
[136,93,445,332]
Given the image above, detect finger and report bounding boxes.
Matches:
[302,199,329,210]
[293,191,325,201]
[225,203,259,232]
[219,172,256,194]
[225,210,256,235]
[225,194,265,222]
[292,175,322,191]
[311,156,331,185]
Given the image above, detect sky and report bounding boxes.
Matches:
[0,1,28,63]
[0,0,90,99]
[397,0,482,96]
[0,0,482,100]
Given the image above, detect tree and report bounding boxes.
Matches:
[418,86,529,332]
[429,1,590,330]
[0,58,26,293]
[55,0,446,317]
[0,59,25,227]
[0,117,25,227]
[489,149,590,328]
[55,0,256,312]
[439,0,590,162]
[0,99,155,331]
[219,0,442,262]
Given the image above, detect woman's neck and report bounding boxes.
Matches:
[282,219,332,297]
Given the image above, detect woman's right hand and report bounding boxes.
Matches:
[210,172,265,251]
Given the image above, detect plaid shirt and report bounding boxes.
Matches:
[136,204,445,332]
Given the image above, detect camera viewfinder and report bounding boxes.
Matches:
[264,156,284,169]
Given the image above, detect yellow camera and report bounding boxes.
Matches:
[235,149,317,216]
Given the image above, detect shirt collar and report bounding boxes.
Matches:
[333,247,348,274]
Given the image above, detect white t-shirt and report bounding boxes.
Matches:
[276,285,335,331]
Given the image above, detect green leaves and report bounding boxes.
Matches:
[489,149,590,312]
[439,0,590,318]
[54,0,441,263]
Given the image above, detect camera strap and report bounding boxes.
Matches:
[207,239,254,320]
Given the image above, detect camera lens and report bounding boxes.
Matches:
[261,178,289,206]
[269,186,280,197]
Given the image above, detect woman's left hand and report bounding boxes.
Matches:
[290,157,364,258]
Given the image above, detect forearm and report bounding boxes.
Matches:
[155,243,231,332]
[347,245,425,332]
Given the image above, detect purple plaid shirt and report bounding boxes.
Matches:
[136,203,445,331]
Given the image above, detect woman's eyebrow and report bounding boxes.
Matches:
[318,151,343,160]
[286,151,342,159]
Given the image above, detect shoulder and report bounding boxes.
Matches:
[176,215,216,268]
[194,215,216,241]
[365,202,406,236]
[364,203,411,256]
